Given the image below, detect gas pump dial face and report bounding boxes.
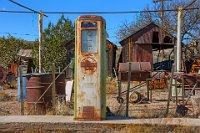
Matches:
[81,30,97,53]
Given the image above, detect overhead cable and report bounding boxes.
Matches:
[0,7,198,15]
[8,0,48,17]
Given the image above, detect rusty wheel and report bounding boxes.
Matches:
[129,91,142,104]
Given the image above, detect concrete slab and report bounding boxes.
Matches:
[0,116,200,132]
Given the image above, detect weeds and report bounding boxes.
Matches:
[46,97,73,115]
[0,91,15,101]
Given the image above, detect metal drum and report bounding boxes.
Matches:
[26,73,65,114]
[40,73,65,105]
[26,74,46,115]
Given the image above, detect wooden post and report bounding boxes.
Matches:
[147,79,150,101]
[175,78,178,105]
[38,12,43,73]
[118,72,122,103]
[165,64,175,116]
[52,63,56,114]
[150,87,153,102]
[19,65,24,115]
[125,62,131,117]
[182,74,185,103]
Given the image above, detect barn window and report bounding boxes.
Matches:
[152,32,159,43]
[163,36,172,43]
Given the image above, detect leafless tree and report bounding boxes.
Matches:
[117,0,200,45]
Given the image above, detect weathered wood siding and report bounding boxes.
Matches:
[120,23,176,64]
[106,40,117,77]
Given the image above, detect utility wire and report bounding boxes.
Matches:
[8,0,48,17]
[0,7,198,15]
[183,0,198,9]
[0,32,38,36]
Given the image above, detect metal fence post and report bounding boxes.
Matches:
[52,63,56,114]
[125,62,131,117]
[19,65,24,115]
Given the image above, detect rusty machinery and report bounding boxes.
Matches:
[74,16,106,120]
[117,62,153,116]
[190,57,200,73]
[117,63,168,105]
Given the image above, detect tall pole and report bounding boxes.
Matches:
[176,7,182,72]
[125,62,131,117]
[19,65,24,115]
[52,63,56,114]
[161,0,165,67]
[38,12,43,73]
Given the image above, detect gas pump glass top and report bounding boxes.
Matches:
[81,30,97,53]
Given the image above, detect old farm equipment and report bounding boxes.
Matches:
[117,62,153,116]
[74,16,106,120]
[0,64,18,87]
[190,57,200,73]
[146,71,168,102]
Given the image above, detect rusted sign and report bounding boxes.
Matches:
[147,79,165,90]
[81,56,97,73]
[82,106,95,119]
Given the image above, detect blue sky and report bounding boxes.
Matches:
[0,0,153,44]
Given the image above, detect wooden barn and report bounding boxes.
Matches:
[106,40,117,76]
[65,39,117,78]
[119,22,176,66]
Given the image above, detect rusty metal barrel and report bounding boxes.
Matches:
[26,73,65,115]
[40,73,65,105]
[26,74,46,115]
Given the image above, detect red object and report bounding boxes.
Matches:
[9,63,18,77]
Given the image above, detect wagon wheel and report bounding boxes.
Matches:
[129,91,142,104]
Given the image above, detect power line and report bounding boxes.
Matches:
[0,7,198,15]
[0,32,38,36]
[183,0,198,9]
[8,0,48,17]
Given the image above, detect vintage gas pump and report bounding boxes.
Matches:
[74,16,106,120]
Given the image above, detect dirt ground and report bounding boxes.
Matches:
[0,88,21,115]
[0,79,199,118]
[106,80,199,118]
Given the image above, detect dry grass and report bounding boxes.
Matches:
[0,90,16,102]
[46,98,73,116]
[106,77,118,94]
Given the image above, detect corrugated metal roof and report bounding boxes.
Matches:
[17,49,32,58]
